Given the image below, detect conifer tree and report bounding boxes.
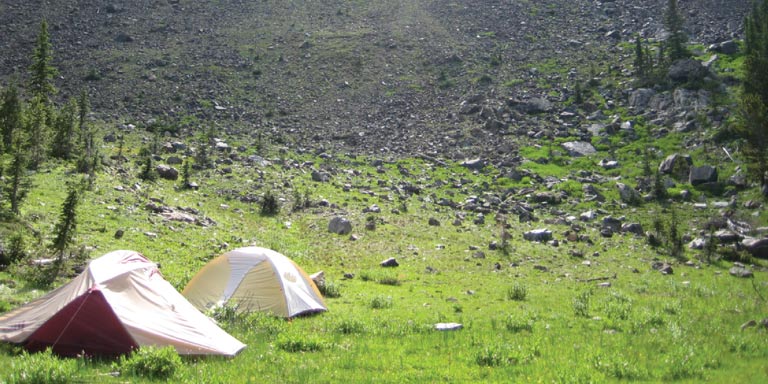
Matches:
[28,20,57,103]
[50,98,76,160]
[24,95,50,169]
[0,82,22,152]
[51,180,82,263]
[634,36,646,78]
[664,0,689,61]
[738,0,768,195]
[4,131,31,216]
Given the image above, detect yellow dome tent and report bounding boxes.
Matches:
[182,247,327,318]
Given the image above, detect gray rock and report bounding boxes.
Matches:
[461,158,485,170]
[709,40,739,55]
[689,238,707,250]
[621,223,644,235]
[562,141,596,157]
[628,88,656,110]
[689,165,718,186]
[714,229,742,244]
[617,183,641,204]
[167,156,183,165]
[428,217,441,226]
[668,58,709,84]
[380,257,399,267]
[743,237,768,259]
[328,217,353,235]
[602,216,622,232]
[524,229,553,242]
[598,159,619,169]
[309,271,325,291]
[510,97,553,114]
[729,266,753,278]
[651,261,673,275]
[658,153,693,181]
[311,170,331,182]
[434,323,463,331]
[155,164,179,180]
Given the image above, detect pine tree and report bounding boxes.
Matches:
[4,132,31,216]
[50,98,76,160]
[51,180,82,262]
[24,95,50,169]
[664,0,689,61]
[75,90,98,182]
[0,81,22,152]
[634,36,646,78]
[28,20,57,103]
[738,0,768,195]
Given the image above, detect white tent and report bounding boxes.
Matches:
[0,250,245,357]
[183,247,327,318]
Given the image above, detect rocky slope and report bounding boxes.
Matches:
[0,0,752,161]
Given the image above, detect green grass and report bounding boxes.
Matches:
[1,124,767,383]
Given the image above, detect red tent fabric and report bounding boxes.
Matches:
[0,250,245,357]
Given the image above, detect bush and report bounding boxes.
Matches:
[0,232,27,269]
[319,280,341,298]
[573,290,592,318]
[370,295,392,309]
[5,348,78,384]
[276,333,327,352]
[505,313,534,333]
[507,283,528,301]
[260,191,279,216]
[115,346,182,380]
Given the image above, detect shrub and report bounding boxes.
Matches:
[276,333,327,352]
[507,283,528,301]
[319,280,341,298]
[5,348,78,384]
[334,318,367,335]
[260,190,280,216]
[115,346,182,380]
[573,290,592,318]
[505,313,534,333]
[370,295,392,309]
[0,232,26,269]
[378,276,401,286]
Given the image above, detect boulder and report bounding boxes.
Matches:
[602,216,622,232]
[460,158,485,170]
[729,265,753,278]
[311,170,331,182]
[510,97,553,114]
[689,165,718,186]
[743,237,768,259]
[708,40,739,55]
[561,141,596,157]
[380,257,399,267]
[658,153,693,181]
[328,217,353,235]
[621,223,644,235]
[651,261,673,275]
[668,58,709,84]
[155,164,179,180]
[617,183,641,204]
[628,88,656,111]
[523,229,553,242]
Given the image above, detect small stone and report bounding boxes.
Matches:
[434,323,463,331]
[380,257,399,267]
[598,282,611,288]
[729,265,753,278]
[428,217,441,226]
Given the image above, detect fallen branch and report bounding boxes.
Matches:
[578,273,617,283]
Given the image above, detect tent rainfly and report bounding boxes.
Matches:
[0,250,245,357]
[183,247,327,318]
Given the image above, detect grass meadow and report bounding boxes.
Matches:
[1,129,767,383]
